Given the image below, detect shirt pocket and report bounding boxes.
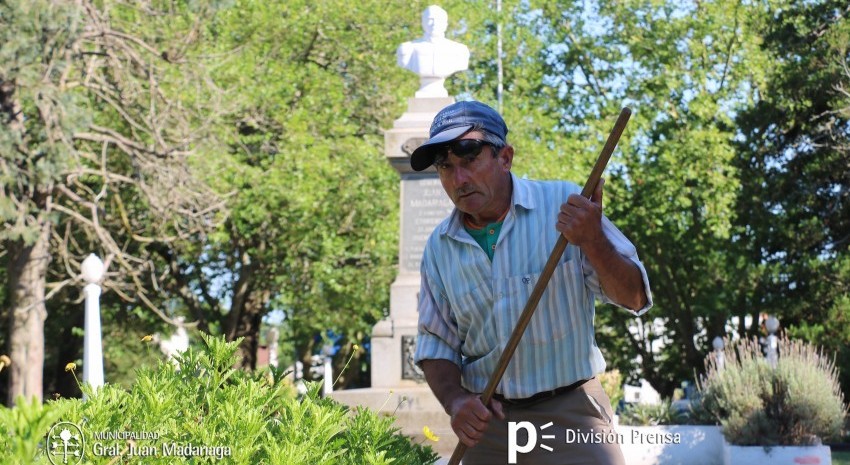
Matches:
[503,256,585,345]
[449,283,497,357]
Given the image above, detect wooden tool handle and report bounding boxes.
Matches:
[446,107,631,465]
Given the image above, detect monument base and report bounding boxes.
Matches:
[329,387,456,458]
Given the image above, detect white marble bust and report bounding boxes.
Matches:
[397,5,470,98]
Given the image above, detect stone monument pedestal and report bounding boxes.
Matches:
[330,97,457,457]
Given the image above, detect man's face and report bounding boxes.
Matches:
[435,131,513,219]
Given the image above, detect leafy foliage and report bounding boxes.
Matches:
[0,396,68,465]
[515,0,757,394]
[155,0,425,373]
[617,398,715,426]
[526,0,850,402]
[733,0,850,398]
[697,337,846,445]
[1,0,223,402]
[619,400,683,426]
[597,369,624,408]
[0,335,438,464]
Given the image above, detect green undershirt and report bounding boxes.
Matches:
[464,221,503,261]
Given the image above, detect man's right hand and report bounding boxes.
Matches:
[448,393,505,447]
[420,359,506,447]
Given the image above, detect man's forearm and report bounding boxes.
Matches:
[582,236,647,311]
[420,359,468,414]
[420,358,504,447]
[556,184,648,311]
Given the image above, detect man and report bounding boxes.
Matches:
[396,5,470,98]
[412,100,652,465]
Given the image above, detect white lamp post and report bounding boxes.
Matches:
[321,344,334,396]
[765,315,780,368]
[267,327,279,368]
[712,336,725,370]
[81,254,105,393]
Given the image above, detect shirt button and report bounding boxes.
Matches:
[489,229,495,235]
[491,244,496,250]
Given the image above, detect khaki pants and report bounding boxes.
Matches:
[463,378,626,465]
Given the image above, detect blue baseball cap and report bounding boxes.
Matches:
[410,100,509,171]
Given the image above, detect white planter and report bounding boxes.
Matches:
[617,425,723,465]
[723,442,832,465]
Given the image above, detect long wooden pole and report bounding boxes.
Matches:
[446,107,632,465]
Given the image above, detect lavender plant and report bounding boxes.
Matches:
[697,336,846,446]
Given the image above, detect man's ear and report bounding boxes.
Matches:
[499,145,514,172]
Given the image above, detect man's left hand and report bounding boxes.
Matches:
[556,178,605,246]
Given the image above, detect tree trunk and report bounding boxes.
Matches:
[5,220,51,405]
[231,303,263,370]
[225,277,269,370]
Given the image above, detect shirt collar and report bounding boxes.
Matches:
[440,173,536,238]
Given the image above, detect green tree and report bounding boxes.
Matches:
[528,0,849,399]
[527,0,759,395]
[151,0,427,377]
[451,0,591,182]
[0,0,220,404]
[734,0,850,393]
[164,0,576,380]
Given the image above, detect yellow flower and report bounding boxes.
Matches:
[65,362,77,372]
[423,426,440,442]
[353,344,360,351]
[140,334,153,343]
[0,355,11,367]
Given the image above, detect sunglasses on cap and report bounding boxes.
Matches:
[439,139,492,161]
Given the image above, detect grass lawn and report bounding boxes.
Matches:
[833,449,850,465]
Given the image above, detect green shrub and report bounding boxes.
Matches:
[0,396,70,465]
[683,397,719,426]
[618,400,691,426]
[0,334,439,464]
[697,336,846,446]
[597,370,624,408]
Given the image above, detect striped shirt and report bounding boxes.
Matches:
[413,174,652,399]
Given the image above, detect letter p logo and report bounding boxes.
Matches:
[507,421,537,464]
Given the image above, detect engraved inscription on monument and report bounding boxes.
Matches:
[401,176,454,273]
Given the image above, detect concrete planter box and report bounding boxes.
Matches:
[615,425,832,465]
[723,442,832,465]
[617,425,723,465]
